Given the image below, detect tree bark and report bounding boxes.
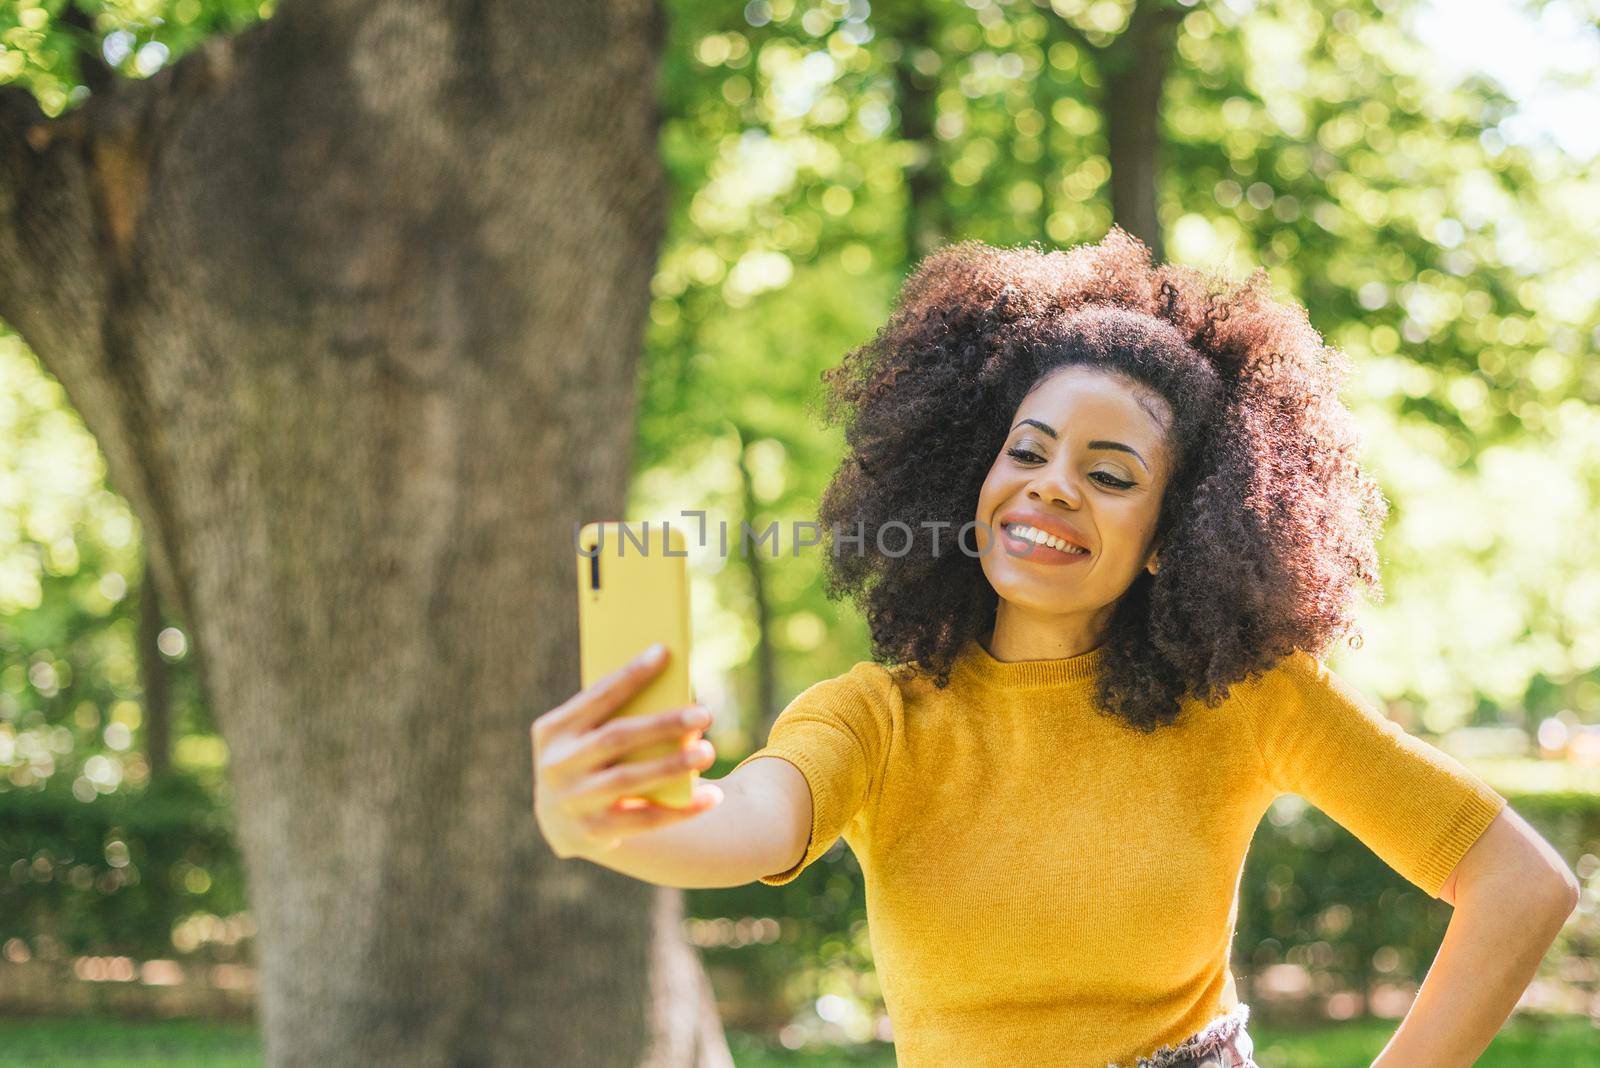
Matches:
[884,1,948,265]
[0,3,732,1064]
[138,554,172,780]
[1099,0,1183,260]
[731,423,777,734]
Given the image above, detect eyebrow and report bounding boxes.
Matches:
[1010,418,1150,473]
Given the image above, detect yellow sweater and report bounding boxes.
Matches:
[733,638,1507,1067]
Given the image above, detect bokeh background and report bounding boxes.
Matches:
[1,0,1597,1065]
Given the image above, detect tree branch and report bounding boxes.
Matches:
[0,31,241,637]
[56,0,118,98]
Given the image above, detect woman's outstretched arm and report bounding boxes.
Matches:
[570,757,812,889]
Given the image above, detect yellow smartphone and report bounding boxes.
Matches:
[575,520,696,808]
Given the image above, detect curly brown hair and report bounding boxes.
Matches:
[812,226,1389,732]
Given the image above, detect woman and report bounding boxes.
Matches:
[532,229,1579,1067]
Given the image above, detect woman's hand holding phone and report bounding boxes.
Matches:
[532,644,725,860]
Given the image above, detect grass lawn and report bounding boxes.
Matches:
[0,1014,1593,1066]
[1248,1016,1600,1068]
[0,1016,260,1068]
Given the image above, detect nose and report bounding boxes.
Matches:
[1026,465,1082,510]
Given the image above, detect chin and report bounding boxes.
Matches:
[987,577,1077,615]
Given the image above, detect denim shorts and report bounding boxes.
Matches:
[1132,1002,1258,1068]
[1163,1024,1255,1068]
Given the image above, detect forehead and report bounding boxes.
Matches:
[1013,364,1170,437]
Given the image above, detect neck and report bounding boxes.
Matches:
[986,603,1107,662]
[958,633,1104,689]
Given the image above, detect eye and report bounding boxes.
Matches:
[1008,447,1136,491]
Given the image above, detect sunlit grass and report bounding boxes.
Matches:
[0,1015,1593,1066]
[0,1016,259,1068]
[728,1017,1600,1068]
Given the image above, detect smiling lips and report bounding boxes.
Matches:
[999,522,1092,566]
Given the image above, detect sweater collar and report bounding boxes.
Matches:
[953,636,1105,689]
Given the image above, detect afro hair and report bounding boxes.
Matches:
[811,226,1389,732]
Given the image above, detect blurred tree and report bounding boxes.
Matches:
[0,1,731,1065]
[136,550,171,779]
[730,421,780,730]
[1071,0,1186,258]
[877,0,950,262]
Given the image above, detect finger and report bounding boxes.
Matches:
[535,644,670,747]
[545,704,707,787]
[573,738,716,812]
[577,704,711,770]
[585,783,724,837]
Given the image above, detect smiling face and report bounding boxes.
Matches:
[973,364,1174,658]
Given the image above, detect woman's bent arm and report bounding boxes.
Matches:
[1370,807,1580,1067]
[572,756,811,889]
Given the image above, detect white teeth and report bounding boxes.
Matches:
[1004,523,1087,555]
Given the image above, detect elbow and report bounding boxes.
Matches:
[1548,859,1582,920]
[1457,807,1580,924]
[1459,857,1579,927]
[1521,857,1581,930]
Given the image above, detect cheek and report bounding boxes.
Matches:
[975,467,1008,514]
[973,472,1019,554]
[1101,501,1161,555]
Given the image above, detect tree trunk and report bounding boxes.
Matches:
[138,554,172,781]
[0,3,731,1065]
[731,423,777,734]
[1099,0,1183,260]
[885,1,948,264]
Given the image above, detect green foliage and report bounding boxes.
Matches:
[1236,790,1600,998]
[0,0,269,115]
[0,332,218,802]
[0,769,248,962]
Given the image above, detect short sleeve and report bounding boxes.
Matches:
[731,661,896,886]
[1239,650,1508,899]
